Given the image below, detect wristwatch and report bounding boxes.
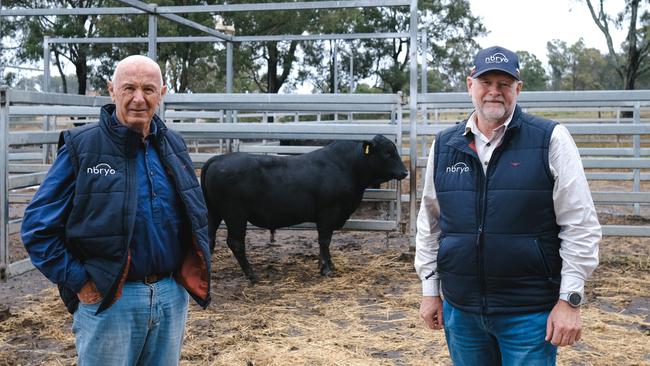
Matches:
[561,291,583,308]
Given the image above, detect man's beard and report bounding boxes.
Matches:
[473,99,510,124]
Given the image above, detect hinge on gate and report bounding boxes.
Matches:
[0,90,6,104]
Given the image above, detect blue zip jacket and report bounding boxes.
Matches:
[434,105,561,315]
[21,104,211,314]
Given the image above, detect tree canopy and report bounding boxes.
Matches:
[585,0,650,89]
[1,1,647,94]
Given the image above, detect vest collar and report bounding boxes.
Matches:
[99,104,168,146]
[446,104,523,155]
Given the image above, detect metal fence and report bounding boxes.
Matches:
[0,88,404,279]
[2,87,650,280]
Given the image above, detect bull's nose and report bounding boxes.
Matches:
[397,170,408,180]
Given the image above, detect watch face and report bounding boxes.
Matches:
[568,292,582,306]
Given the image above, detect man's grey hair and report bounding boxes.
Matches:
[111,55,164,87]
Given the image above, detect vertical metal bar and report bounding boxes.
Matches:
[396,94,403,229]
[148,13,158,61]
[0,87,9,280]
[226,41,234,152]
[333,41,338,93]
[42,37,52,164]
[419,31,428,162]
[43,36,50,93]
[348,45,354,121]
[349,47,354,93]
[633,102,641,215]
[420,31,428,95]
[226,42,233,93]
[333,41,338,121]
[408,0,418,248]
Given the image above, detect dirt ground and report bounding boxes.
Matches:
[1,207,649,365]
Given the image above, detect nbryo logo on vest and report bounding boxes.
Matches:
[87,163,116,176]
[446,162,470,174]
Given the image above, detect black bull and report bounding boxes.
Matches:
[200,134,408,282]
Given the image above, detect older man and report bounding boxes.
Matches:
[21,55,211,365]
[415,46,600,365]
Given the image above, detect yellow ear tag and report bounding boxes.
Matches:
[364,145,370,155]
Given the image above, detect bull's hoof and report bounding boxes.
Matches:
[319,266,336,277]
[246,273,259,284]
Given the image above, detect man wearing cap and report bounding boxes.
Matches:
[414,46,600,364]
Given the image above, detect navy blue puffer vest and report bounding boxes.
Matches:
[434,105,561,315]
[59,104,211,314]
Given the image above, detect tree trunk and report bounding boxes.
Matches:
[53,51,67,94]
[267,42,279,93]
[76,54,87,95]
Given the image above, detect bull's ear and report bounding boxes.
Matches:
[362,141,373,155]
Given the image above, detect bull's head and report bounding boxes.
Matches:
[363,135,408,185]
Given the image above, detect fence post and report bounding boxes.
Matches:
[396,93,403,228]
[633,102,641,215]
[408,0,418,248]
[0,87,9,281]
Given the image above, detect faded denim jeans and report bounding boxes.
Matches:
[72,276,189,366]
[442,300,557,366]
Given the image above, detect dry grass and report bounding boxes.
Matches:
[0,229,648,366]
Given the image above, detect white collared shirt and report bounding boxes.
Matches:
[414,111,601,299]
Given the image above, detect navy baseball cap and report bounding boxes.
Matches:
[470,46,520,80]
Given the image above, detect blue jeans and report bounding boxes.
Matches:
[442,300,557,366]
[72,277,190,366]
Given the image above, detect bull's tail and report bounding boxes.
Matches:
[200,159,209,196]
[200,158,222,252]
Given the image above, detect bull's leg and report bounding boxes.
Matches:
[207,213,221,253]
[225,219,258,283]
[316,228,335,276]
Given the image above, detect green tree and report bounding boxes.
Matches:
[351,0,485,93]
[298,1,485,94]
[516,51,547,91]
[585,0,650,89]
[547,39,570,90]
[547,38,619,90]
[11,0,105,94]
[91,0,225,94]
[221,3,322,93]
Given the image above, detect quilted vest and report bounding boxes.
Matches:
[58,104,211,314]
[434,105,561,315]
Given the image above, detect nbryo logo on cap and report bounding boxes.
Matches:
[485,53,509,64]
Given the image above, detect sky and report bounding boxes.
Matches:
[469,0,630,66]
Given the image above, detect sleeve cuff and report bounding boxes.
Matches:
[64,262,90,294]
[560,274,585,296]
[422,279,441,297]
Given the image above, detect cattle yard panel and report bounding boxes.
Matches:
[164,92,405,233]
[0,89,406,279]
[415,90,650,238]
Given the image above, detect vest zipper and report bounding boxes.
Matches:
[477,140,506,314]
[477,160,488,316]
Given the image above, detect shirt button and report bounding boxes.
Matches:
[484,161,488,165]
[153,192,157,197]
[150,171,154,176]
[486,142,491,146]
